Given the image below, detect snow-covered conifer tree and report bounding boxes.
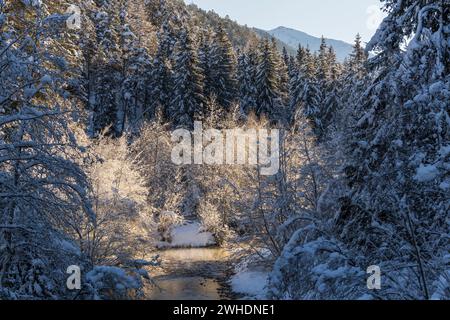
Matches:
[169,28,205,128]
[255,39,285,121]
[209,24,238,110]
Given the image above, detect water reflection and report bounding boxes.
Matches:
[145,247,229,300]
[146,276,221,300]
[159,247,228,264]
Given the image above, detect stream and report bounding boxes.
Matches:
[145,247,234,300]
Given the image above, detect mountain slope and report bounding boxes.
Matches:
[187,4,295,55]
[263,26,354,61]
[252,28,297,56]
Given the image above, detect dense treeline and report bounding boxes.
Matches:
[0,0,448,300]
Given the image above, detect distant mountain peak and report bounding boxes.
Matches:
[264,26,354,62]
[271,26,307,33]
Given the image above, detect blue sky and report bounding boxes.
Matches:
[185,0,387,44]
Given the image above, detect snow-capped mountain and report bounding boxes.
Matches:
[262,26,354,62]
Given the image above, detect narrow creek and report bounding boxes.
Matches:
[145,247,234,300]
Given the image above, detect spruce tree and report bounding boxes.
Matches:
[120,35,152,134]
[209,24,238,110]
[198,28,215,108]
[149,21,176,122]
[272,39,290,107]
[296,44,307,67]
[299,47,322,135]
[319,46,341,138]
[341,0,450,299]
[347,33,367,77]
[255,39,284,121]
[89,0,124,136]
[317,36,329,81]
[170,28,205,128]
[237,49,258,118]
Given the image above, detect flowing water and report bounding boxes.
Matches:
[145,247,231,300]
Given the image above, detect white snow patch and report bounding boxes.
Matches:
[393,139,403,148]
[40,74,52,85]
[22,0,42,7]
[57,239,81,255]
[431,270,450,300]
[163,222,215,248]
[429,81,444,95]
[230,271,269,299]
[439,180,450,191]
[414,164,439,182]
[439,145,450,158]
[312,264,351,278]
[357,294,375,300]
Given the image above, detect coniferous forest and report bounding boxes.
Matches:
[0,0,449,301]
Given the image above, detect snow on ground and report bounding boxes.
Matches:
[229,248,271,299]
[230,271,269,300]
[159,222,216,248]
[414,164,439,182]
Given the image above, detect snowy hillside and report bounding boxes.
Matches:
[263,26,354,61]
[1,0,448,301]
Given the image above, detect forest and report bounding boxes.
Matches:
[0,0,449,300]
